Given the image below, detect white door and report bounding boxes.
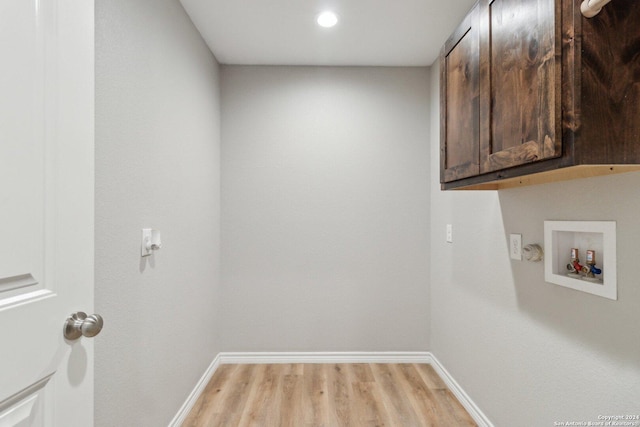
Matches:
[0,0,95,425]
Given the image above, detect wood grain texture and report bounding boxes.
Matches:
[280,365,305,427]
[183,364,477,427]
[441,0,640,190]
[479,0,561,173]
[445,165,640,190]
[441,4,480,183]
[578,0,640,164]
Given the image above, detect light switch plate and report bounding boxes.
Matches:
[446,224,453,243]
[510,234,522,260]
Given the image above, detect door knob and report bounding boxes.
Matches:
[64,312,104,340]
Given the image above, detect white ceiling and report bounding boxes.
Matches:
[179,0,477,66]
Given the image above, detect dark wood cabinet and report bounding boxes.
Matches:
[479,0,561,173]
[440,0,640,190]
[440,5,480,183]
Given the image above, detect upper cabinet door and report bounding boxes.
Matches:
[479,0,562,173]
[440,5,480,183]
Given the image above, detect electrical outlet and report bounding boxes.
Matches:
[510,234,522,260]
[446,224,453,243]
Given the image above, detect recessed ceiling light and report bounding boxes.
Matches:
[317,11,338,28]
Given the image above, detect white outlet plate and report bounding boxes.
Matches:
[446,224,453,243]
[510,234,522,260]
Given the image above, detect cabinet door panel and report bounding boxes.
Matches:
[440,5,480,183]
[579,0,640,164]
[479,0,561,173]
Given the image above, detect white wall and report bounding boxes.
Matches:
[95,0,221,425]
[429,62,640,425]
[221,66,431,352]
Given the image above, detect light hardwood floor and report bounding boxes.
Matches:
[183,363,477,426]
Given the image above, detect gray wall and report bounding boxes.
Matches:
[429,62,640,425]
[220,66,431,352]
[92,11,640,423]
[95,1,221,425]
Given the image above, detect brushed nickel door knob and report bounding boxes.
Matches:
[64,312,104,340]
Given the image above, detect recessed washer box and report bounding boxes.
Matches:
[544,221,617,300]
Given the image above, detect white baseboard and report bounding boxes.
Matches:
[168,353,221,427]
[169,351,492,427]
[429,353,494,427]
[218,351,432,364]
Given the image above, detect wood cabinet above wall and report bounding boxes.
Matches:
[440,4,480,183]
[440,0,640,190]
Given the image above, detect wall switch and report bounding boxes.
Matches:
[510,234,522,260]
[446,224,453,243]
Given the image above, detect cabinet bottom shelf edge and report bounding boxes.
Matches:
[442,164,640,191]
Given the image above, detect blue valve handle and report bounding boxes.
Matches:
[590,265,602,275]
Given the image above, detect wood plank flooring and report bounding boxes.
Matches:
[183,364,477,427]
